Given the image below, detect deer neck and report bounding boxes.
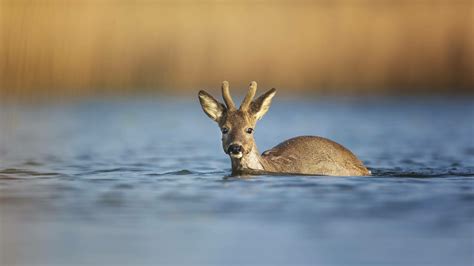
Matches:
[230,143,266,175]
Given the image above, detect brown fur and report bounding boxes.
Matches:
[198,81,370,177]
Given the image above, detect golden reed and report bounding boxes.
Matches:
[1,0,473,101]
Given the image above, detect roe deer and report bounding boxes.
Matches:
[198,81,370,176]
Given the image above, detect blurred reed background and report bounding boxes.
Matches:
[1,0,473,102]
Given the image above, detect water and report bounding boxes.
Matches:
[1,97,473,266]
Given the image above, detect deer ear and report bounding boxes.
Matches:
[250,88,276,120]
[198,90,226,122]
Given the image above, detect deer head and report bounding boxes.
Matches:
[198,81,276,159]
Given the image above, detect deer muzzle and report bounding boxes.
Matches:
[228,144,243,158]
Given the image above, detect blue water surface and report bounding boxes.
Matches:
[0,96,473,265]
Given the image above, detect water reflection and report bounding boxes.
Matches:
[0,98,473,265]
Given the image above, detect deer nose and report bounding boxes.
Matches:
[228,144,243,154]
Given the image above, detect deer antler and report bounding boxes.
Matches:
[240,81,257,111]
[221,81,236,110]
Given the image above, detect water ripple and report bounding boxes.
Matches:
[80,167,147,175]
[147,169,195,176]
[0,168,61,179]
[372,167,474,178]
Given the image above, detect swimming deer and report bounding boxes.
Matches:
[198,81,370,176]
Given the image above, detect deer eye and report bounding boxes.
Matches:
[246,128,254,134]
[221,127,229,134]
